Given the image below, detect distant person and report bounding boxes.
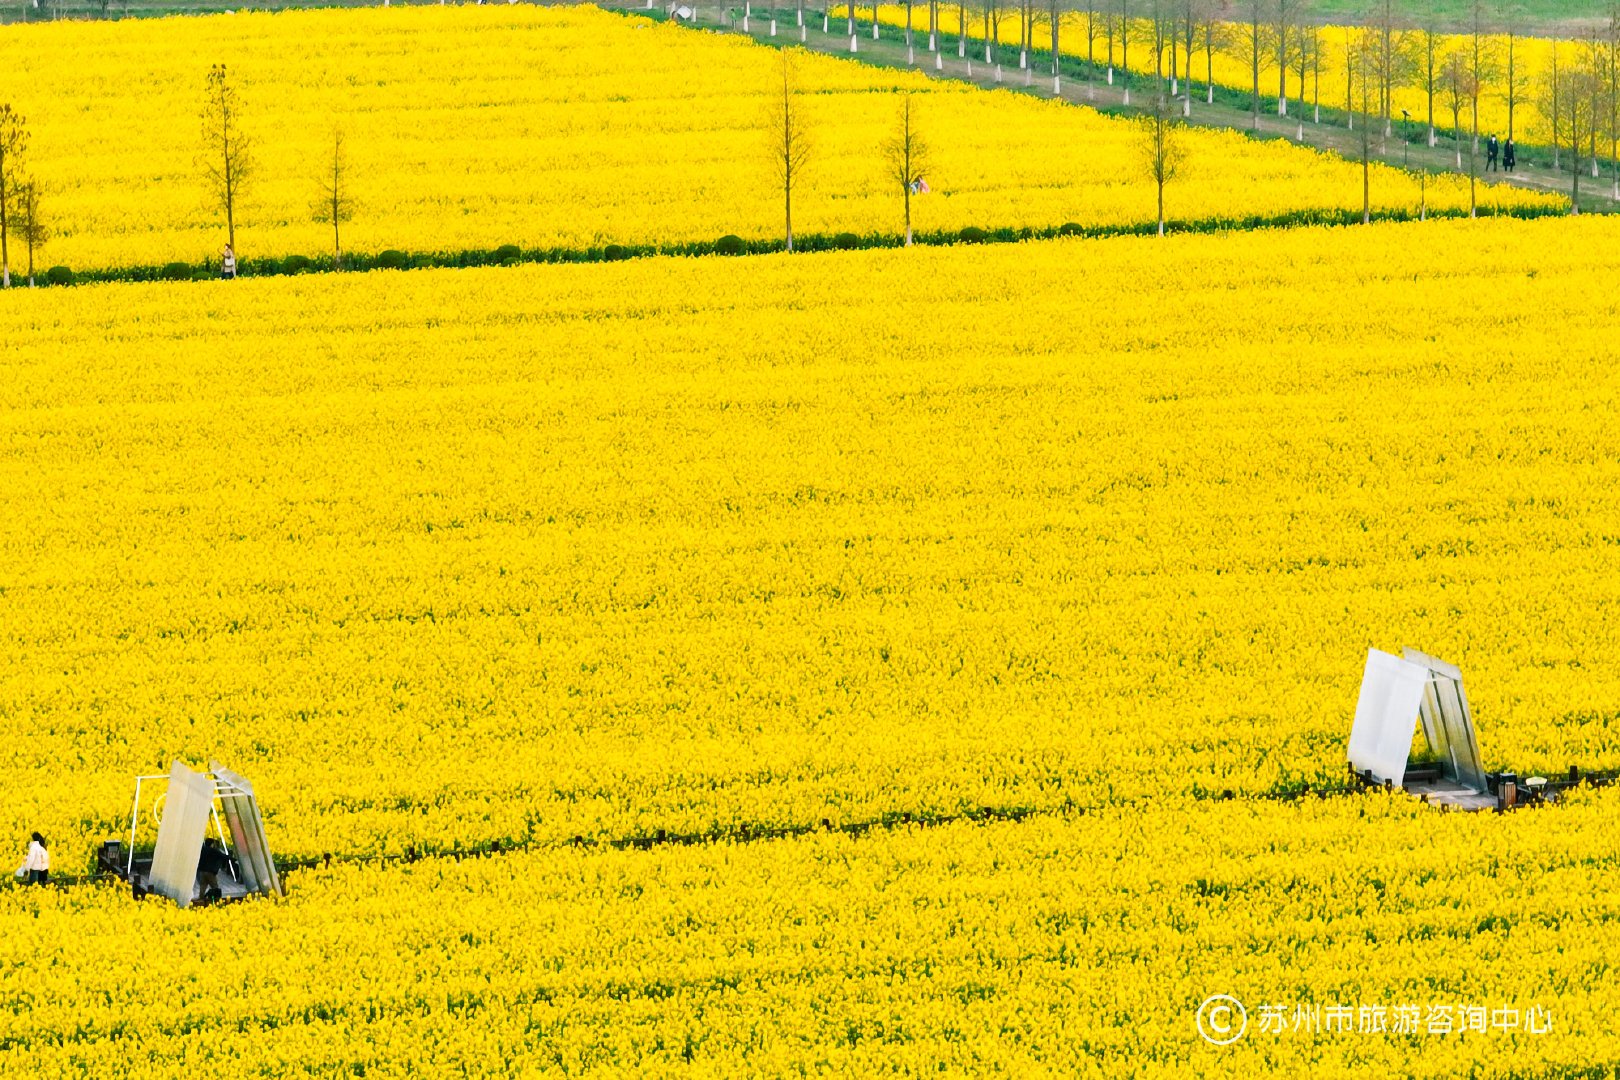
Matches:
[1486,134,1499,172]
[198,837,229,901]
[1503,138,1517,172]
[221,243,237,280]
[16,833,48,885]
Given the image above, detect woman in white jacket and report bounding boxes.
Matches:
[18,833,48,885]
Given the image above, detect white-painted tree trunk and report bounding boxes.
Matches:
[1024,65,1032,85]
[850,33,858,50]
[1428,127,1436,147]
[996,63,1002,82]
[935,51,943,69]
[984,43,991,62]
[1020,49,1027,68]
[872,23,879,38]
[1278,97,1287,117]
[1123,86,1130,104]
[800,23,807,39]
[822,12,829,31]
[1206,84,1213,104]
[1182,96,1190,117]
[909,43,915,63]
[770,18,777,34]
[797,7,803,22]
[1053,75,1060,93]
[743,2,749,31]
[1171,76,1178,96]
[1107,66,1113,85]
[958,38,965,56]
[1314,104,1320,123]
[1296,121,1303,140]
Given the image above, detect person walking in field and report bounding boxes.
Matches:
[221,243,237,280]
[1503,139,1517,172]
[16,833,49,885]
[1486,134,1499,172]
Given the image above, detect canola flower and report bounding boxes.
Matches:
[0,4,1552,274]
[0,788,1612,1074]
[2,215,1619,868]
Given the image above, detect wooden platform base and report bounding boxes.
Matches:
[1406,778,1498,811]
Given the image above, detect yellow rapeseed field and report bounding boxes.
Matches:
[0,789,1613,1074]
[3,215,1619,872]
[0,5,1553,273]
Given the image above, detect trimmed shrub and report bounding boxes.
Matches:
[160,261,193,281]
[44,266,73,286]
[714,234,747,256]
[192,268,215,281]
[1057,222,1083,237]
[493,244,522,264]
[374,249,410,270]
[833,232,860,250]
[958,226,989,244]
[281,254,313,274]
[256,258,282,276]
[603,244,629,262]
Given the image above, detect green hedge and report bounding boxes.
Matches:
[24,201,1571,289]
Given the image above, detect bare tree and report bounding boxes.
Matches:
[767,49,813,252]
[1139,79,1188,235]
[1466,0,1499,215]
[1349,28,1379,222]
[1442,49,1472,170]
[14,176,44,287]
[1295,20,1319,128]
[1235,0,1267,128]
[1197,3,1228,105]
[1562,40,1605,209]
[0,105,25,288]
[1084,0,1105,95]
[1542,39,1563,170]
[1416,15,1442,145]
[1368,0,1415,141]
[1118,0,1133,104]
[312,128,356,269]
[200,63,253,255]
[1499,5,1530,145]
[882,93,932,245]
[1270,0,1302,118]
[1102,2,1117,83]
[1050,0,1064,91]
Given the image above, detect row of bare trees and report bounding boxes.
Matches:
[769,45,1187,246]
[0,64,357,287]
[201,63,359,269]
[768,50,936,251]
[807,0,1620,212]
